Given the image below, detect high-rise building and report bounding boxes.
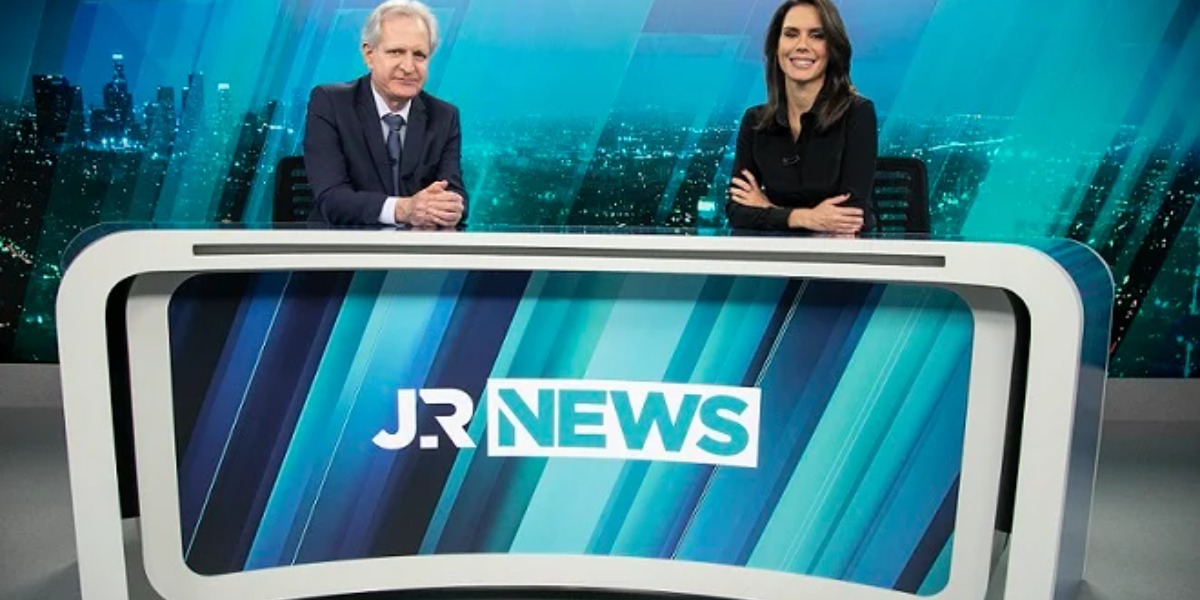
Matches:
[66,86,86,145]
[146,86,177,155]
[89,107,111,144]
[156,86,176,116]
[31,74,74,148]
[102,54,133,140]
[215,100,277,223]
[0,76,64,346]
[179,72,205,150]
[216,82,232,132]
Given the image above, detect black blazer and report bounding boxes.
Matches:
[302,75,467,226]
[727,95,877,231]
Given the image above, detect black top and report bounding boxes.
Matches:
[727,95,877,231]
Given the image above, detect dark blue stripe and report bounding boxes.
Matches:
[369,270,530,557]
[185,272,352,574]
[895,477,960,593]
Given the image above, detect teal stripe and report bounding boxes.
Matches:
[433,272,628,553]
[692,277,790,385]
[917,534,954,596]
[606,281,728,557]
[673,280,825,561]
[509,274,704,553]
[880,0,1038,128]
[436,0,656,220]
[612,277,787,556]
[477,458,551,552]
[749,286,948,572]
[293,271,457,557]
[609,461,702,556]
[248,271,455,565]
[330,271,464,556]
[848,355,969,587]
[961,0,1175,236]
[488,272,548,377]
[662,276,734,382]
[246,271,385,568]
[1111,41,1200,273]
[421,273,547,553]
[814,297,971,577]
[588,462,652,554]
[505,272,621,378]
[490,273,625,552]
[1076,0,1193,243]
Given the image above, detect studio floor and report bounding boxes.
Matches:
[2,405,1198,600]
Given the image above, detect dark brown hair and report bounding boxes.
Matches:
[757,0,856,132]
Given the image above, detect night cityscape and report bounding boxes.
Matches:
[0,56,1198,376]
[0,55,291,360]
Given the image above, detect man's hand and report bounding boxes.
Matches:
[788,194,864,234]
[396,181,464,228]
[729,170,773,208]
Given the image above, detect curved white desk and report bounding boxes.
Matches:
[56,229,1112,600]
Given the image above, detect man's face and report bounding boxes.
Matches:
[362,15,430,108]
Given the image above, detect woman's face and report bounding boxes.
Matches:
[776,4,828,87]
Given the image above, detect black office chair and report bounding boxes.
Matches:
[871,156,930,234]
[273,155,313,222]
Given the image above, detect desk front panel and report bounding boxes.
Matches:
[159,269,975,596]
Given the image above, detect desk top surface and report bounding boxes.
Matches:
[63,221,1100,268]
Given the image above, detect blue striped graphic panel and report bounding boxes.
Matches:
[167,269,976,595]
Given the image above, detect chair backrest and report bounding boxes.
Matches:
[273,155,313,222]
[871,156,930,234]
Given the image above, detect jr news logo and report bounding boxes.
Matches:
[373,379,762,468]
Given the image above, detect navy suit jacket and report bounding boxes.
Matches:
[303,75,467,226]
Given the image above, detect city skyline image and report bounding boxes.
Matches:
[0,0,1198,377]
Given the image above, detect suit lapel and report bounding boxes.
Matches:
[354,77,393,194]
[400,94,427,182]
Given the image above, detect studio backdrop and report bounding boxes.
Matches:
[0,0,1198,377]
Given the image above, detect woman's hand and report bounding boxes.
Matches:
[788,194,864,234]
[729,170,773,208]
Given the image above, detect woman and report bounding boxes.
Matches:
[727,0,877,233]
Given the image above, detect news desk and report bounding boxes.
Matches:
[56,226,1112,600]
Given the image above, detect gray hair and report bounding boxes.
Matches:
[361,0,440,53]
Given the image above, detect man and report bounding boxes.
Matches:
[304,0,466,227]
